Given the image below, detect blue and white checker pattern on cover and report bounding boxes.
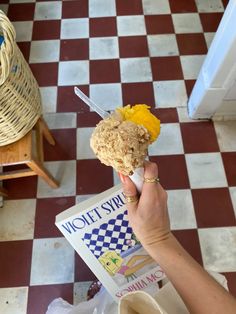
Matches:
[82,210,133,259]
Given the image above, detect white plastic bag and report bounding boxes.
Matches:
[46,288,118,314]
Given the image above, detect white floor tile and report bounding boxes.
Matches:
[77,127,96,159]
[89,83,122,111]
[214,121,236,152]
[204,32,215,49]
[142,0,171,14]
[198,227,236,272]
[153,80,187,108]
[229,187,236,218]
[40,87,57,113]
[89,0,116,17]
[120,57,152,83]
[29,40,60,63]
[58,61,89,86]
[74,281,93,305]
[186,153,228,188]
[76,195,96,204]
[167,189,197,230]
[117,16,146,36]
[195,0,224,12]
[177,107,204,123]
[43,113,76,129]
[149,123,184,155]
[172,13,203,34]
[147,34,179,57]
[0,287,28,314]
[180,55,205,80]
[37,160,76,198]
[35,1,62,20]
[0,4,8,14]
[0,199,36,241]
[30,238,74,285]
[12,21,33,42]
[61,18,89,39]
[89,37,119,60]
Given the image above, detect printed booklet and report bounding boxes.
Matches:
[56,184,165,301]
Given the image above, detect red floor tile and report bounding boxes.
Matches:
[3,175,38,200]
[172,230,203,265]
[34,197,75,238]
[151,108,179,123]
[90,17,117,37]
[222,272,236,297]
[8,3,35,21]
[32,20,61,40]
[76,159,113,194]
[180,121,219,153]
[62,0,88,18]
[169,0,197,13]
[0,240,32,287]
[192,188,236,228]
[0,0,9,3]
[185,80,196,97]
[43,129,76,161]
[17,42,31,62]
[116,0,143,15]
[75,254,97,282]
[77,112,101,128]
[57,85,90,113]
[90,60,120,84]
[122,82,155,106]
[60,39,89,61]
[222,0,230,9]
[119,36,149,58]
[151,57,183,81]
[221,152,236,186]
[145,15,174,34]
[176,34,208,55]
[30,63,58,87]
[200,13,223,32]
[27,284,73,314]
[150,155,190,190]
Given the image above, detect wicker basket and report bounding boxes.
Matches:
[0,10,42,146]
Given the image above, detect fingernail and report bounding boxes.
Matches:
[119,173,126,184]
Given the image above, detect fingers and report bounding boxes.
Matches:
[119,173,138,212]
[142,161,160,196]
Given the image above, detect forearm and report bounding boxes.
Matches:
[146,234,236,314]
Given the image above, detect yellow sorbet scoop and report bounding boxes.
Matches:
[116,104,161,143]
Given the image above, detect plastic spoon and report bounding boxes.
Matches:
[74,87,110,119]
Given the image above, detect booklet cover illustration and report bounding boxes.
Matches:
[56,184,165,301]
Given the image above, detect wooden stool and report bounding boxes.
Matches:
[0,117,59,196]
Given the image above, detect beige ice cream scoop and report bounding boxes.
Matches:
[90,105,161,176]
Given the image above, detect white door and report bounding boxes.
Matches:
[188,0,236,119]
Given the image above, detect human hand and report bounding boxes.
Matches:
[119,161,171,254]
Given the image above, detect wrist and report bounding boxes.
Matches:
[143,232,180,260]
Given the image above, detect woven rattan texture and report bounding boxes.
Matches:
[0,10,41,146]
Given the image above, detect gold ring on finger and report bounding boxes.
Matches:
[144,177,160,184]
[124,195,139,204]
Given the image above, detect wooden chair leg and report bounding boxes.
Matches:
[0,186,8,197]
[35,121,44,163]
[27,160,59,188]
[39,117,56,146]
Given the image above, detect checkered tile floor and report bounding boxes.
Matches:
[0,0,235,313]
